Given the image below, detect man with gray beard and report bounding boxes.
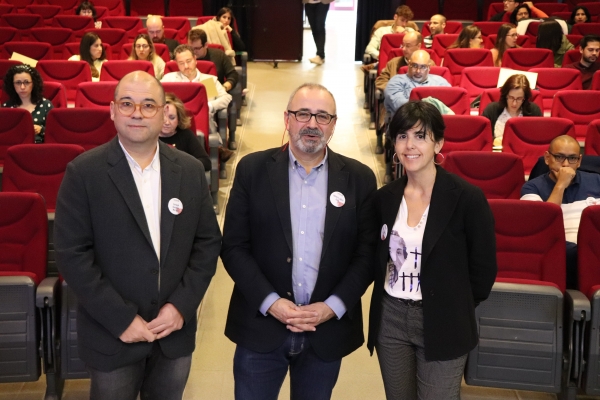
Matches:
[221,83,377,400]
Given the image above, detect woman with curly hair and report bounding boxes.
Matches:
[76,1,102,29]
[128,33,165,80]
[2,64,53,143]
[482,74,542,146]
[68,32,107,81]
[448,25,483,49]
[491,24,520,66]
[159,93,211,170]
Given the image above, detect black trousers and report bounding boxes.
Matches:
[305,2,330,59]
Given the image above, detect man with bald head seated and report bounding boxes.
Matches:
[521,135,600,289]
[146,15,180,59]
[54,71,221,400]
[384,50,450,119]
[424,14,446,48]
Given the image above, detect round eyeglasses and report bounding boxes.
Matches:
[115,101,163,118]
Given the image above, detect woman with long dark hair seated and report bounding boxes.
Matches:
[482,74,542,146]
[447,25,483,49]
[2,64,53,143]
[216,7,245,52]
[536,19,574,67]
[68,32,107,81]
[491,23,520,66]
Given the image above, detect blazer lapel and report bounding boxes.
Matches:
[321,150,348,261]
[106,137,154,250]
[421,167,462,268]
[158,143,182,266]
[267,147,293,253]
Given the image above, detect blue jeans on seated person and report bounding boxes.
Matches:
[233,331,342,400]
[87,342,192,400]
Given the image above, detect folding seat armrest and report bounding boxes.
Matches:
[566,289,591,322]
[36,276,60,308]
[375,88,383,100]
[217,108,228,145]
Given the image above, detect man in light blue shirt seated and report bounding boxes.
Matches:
[384,50,451,119]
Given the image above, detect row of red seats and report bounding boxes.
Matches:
[0,0,202,17]
[487,0,600,20]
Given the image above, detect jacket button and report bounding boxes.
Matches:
[151,269,158,275]
[286,257,292,263]
[287,292,292,297]
[151,300,157,305]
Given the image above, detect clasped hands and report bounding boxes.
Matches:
[119,303,184,343]
[267,298,335,333]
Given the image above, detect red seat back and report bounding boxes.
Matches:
[30,27,74,59]
[421,21,463,37]
[444,48,494,85]
[478,87,544,116]
[161,82,209,136]
[0,4,15,17]
[0,27,20,46]
[2,143,85,211]
[130,0,164,16]
[502,48,555,70]
[92,0,125,16]
[74,81,117,108]
[52,15,94,41]
[502,117,577,174]
[551,90,600,142]
[101,16,142,41]
[36,60,92,103]
[0,108,35,167]
[43,81,68,109]
[535,3,569,14]
[0,14,43,39]
[409,86,471,115]
[524,21,541,46]
[99,60,154,81]
[441,115,493,153]
[196,60,217,76]
[566,34,583,48]
[85,28,127,60]
[162,17,191,43]
[169,0,203,17]
[443,151,524,199]
[377,33,405,75]
[578,205,600,298]
[486,4,505,20]
[572,23,600,36]
[44,0,79,14]
[489,199,566,292]
[3,0,35,13]
[459,66,501,104]
[431,34,459,64]
[164,60,178,74]
[562,49,582,67]
[45,108,116,151]
[24,5,61,26]
[474,21,504,37]
[95,6,109,19]
[398,65,453,84]
[0,192,48,284]
[2,41,53,60]
[0,59,22,79]
[584,119,600,155]
[529,67,583,112]
[592,70,600,90]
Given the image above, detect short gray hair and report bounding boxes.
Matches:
[287,83,336,114]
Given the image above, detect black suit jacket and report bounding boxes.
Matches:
[221,146,377,361]
[368,167,497,361]
[54,138,221,371]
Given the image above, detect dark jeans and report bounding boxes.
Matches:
[305,2,330,59]
[233,332,342,400]
[87,343,192,400]
[566,241,578,289]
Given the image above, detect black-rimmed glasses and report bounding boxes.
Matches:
[287,110,336,125]
[549,152,581,164]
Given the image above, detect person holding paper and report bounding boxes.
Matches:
[521,135,600,289]
[2,64,53,143]
[161,44,233,160]
[482,74,542,146]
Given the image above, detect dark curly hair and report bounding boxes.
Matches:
[2,64,44,106]
[510,3,531,25]
[389,101,445,144]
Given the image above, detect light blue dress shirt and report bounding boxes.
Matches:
[383,73,451,117]
[259,148,347,319]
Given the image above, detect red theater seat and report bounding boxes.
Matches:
[409,86,471,115]
[52,15,94,41]
[30,27,74,60]
[43,82,68,109]
[44,0,79,14]
[441,115,494,153]
[101,16,142,41]
[169,0,202,17]
[500,48,554,70]
[0,59,21,79]
[0,14,43,39]
[584,119,600,155]
[0,27,19,46]
[0,108,35,170]
[459,66,501,104]
[45,108,115,150]
[551,90,600,142]
[85,28,127,60]
[444,48,494,85]
[92,0,125,16]
[74,81,117,109]
[36,60,92,103]
[162,17,191,43]
[99,60,154,81]
[431,34,459,65]
[529,67,583,113]
[572,23,600,36]
[2,41,53,61]
[24,5,61,26]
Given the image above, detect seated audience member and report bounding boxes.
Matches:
[482,74,542,146]
[146,15,179,59]
[537,20,574,67]
[68,32,107,82]
[521,135,600,289]
[491,0,547,22]
[448,25,484,49]
[161,45,233,159]
[76,1,101,29]
[365,5,417,62]
[384,50,451,118]
[188,29,238,93]
[2,64,53,143]
[160,92,214,168]
[565,35,600,89]
[216,7,245,52]
[569,6,592,31]
[129,33,165,80]
[424,14,446,49]
[192,13,235,64]
[492,24,519,67]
